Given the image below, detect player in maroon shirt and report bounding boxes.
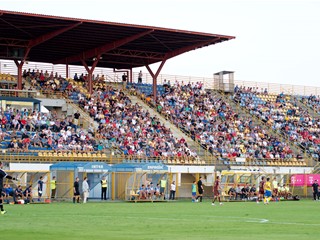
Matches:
[212,176,223,206]
[258,176,266,203]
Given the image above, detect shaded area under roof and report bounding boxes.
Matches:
[0,96,41,103]
[0,10,235,69]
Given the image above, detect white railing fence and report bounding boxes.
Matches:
[0,59,319,96]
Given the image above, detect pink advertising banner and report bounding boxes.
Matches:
[291,174,320,186]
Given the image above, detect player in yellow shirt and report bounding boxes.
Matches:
[264,177,272,204]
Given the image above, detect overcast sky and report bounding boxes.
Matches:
[2,0,320,87]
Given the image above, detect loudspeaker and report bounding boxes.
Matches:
[9,48,25,58]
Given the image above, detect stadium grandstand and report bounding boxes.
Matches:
[0,10,319,202]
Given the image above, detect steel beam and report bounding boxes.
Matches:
[145,65,154,78]
[28,22,82,48]
[54,29,154,64]
[98,60,143,67]
[164,38,220,59]
[106,49,164,60]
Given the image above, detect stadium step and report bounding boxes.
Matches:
[294,96,319,119]
[65,100,98,129]
[313,162,320,173]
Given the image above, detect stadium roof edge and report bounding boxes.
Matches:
[0,9,235,70]
[0,9,235,39]
[0,9,235,96]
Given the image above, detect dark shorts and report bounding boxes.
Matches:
[198,189,203,195]
[273,188,278,194]
[192,192,196,197]
[259,190,264,194]
[160,187,165,193]
[74,191,80,196]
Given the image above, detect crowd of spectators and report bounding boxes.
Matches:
[153,81,296,161]
[23,69,94,101]
[301,95,320,114]
[6,68,318,161]
[234,85,268,95]
[0,107,96,153]
[73,73,106,83]
[23,69,68,92]
[234,87,320,160]
[77,84,197,159]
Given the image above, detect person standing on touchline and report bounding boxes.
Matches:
[82,177,89,204]
[0,161,18,214]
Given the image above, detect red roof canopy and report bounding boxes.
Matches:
[0,10,235,69]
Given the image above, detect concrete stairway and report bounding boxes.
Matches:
[127,94,207,157]
[28,82,98,130]
[292,96,319,119]
[23,75,95,129]
[64,100,98,129]
[313,162,320,173]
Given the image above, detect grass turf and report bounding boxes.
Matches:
[0,200,319,240]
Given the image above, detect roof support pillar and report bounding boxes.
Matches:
[81,55,100,94]
[12,46,31,90]
[129,68,133,83]
[66,63,69,78]
[14,59,25,90]
[145,59,166,101]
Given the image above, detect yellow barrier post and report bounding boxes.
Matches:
[47,172,51,200]
[69,171,74,199]
[111,172,115,200]
[304,173,307,198]
[175,174,179,199]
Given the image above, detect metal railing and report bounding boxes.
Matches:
[0,88,38,98]
[2,59,319,96]
[0,151,311,167]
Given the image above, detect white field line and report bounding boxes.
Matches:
[65,213,318,226]
[125,215,269,224]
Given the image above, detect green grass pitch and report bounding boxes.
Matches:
[1,200,319,240]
